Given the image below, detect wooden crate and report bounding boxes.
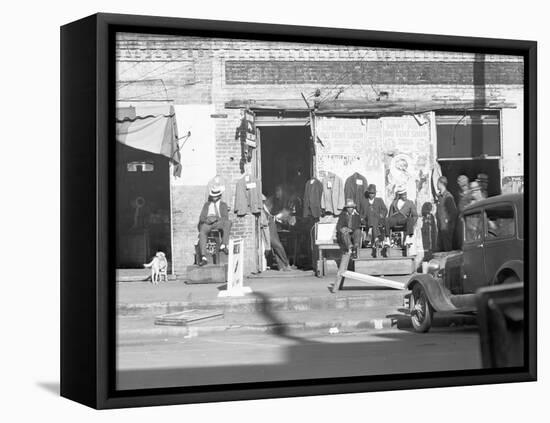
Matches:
[353,257,415,276]
[185,264,227,284]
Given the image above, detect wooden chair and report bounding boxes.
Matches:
[314,222,340,277]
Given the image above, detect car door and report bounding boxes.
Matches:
[461,210,486,293]
[483,202,520,284]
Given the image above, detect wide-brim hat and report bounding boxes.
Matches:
[209,186,223,197]
[395,186,407,195]
[345,198,356,208]
[367,184,377,193]
[470,181,482,191]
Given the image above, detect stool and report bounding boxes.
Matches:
[207,229,223,264]
[388,225,410,256]
[195,229,223,265]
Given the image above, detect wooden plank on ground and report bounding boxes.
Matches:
[341,271,406,290]
[155,309,224,326]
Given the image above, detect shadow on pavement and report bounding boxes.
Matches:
[117,292,489,390]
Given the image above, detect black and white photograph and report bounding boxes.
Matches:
[114,30,528,390]
[4,0,548,419]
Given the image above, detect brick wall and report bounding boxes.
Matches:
[225,60,523,85]
[116,33,524,275]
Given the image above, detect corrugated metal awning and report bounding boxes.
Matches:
[116,104,181,176]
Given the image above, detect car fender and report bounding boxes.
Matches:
[493,260,524,284]
[405,274,457,313]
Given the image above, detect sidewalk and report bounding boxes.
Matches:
[116,271,478,336]
[116,270,410,316]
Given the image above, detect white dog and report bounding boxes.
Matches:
[143,252,168,284]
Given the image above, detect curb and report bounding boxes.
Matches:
[117,317,397,340]
[117,314,478,341]
[117,291,406,316]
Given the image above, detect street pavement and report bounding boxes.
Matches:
[116,271,482,391]
[117,326,482,390]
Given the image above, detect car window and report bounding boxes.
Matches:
[485,205,515,239]
[464,212,483,242]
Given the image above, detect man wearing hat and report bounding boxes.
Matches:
[436,176,458,252]
[337,198,362,259]
[457,174,471,212]
[470,180,485,203]
[387,187,418,245]
[360,184,388,247]
[476,173,489,199]
[197,186,232,266]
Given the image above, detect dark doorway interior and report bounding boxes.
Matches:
[259,126,312,199]
[116,143,172,269]
[438,159,501,201]
[259,125,313,269]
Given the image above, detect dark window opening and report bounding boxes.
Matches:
[116,143,172,269]
[485,205,515,239]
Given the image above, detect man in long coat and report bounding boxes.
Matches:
[435,176,458,252]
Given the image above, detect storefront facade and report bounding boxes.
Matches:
[116,33,524,276]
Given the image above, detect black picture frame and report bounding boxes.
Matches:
[60,12,537,409]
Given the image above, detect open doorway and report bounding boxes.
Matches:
[438,159,501,201]
[257,125,313,269]
[436,110,502,200]
[259,126,312,199]
[116,143,172,270]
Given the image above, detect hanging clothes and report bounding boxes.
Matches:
[234,174,263,216]
[303,178,324,218]
[321,171,345,216]
[344,172,368,215]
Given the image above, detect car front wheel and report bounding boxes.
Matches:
[410,284,433,333]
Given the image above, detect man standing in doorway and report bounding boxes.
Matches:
[435,176,458,252]
[197,187,232,266]
[457,174,471,212]
[263,196,292,271]
[477,173,489,199]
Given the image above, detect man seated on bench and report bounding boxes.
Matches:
[337,198,362,259]
[197,186,232,266]
[360,184,388,248]
[387,187,418,247]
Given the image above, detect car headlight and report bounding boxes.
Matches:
[427,261,440,274]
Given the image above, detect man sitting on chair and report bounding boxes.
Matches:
[337,198,362,259]
[387,187,418,246]
[197,186,232,266]
[360,184,388,248]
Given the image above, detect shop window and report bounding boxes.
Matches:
[464,212,483,243]
[485,205,515,240]
[436,111,501,159]
[127,161,154,172]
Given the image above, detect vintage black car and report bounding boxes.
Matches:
[405,193,524,332]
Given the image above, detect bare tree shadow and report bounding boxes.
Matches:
[36,381,60,396]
